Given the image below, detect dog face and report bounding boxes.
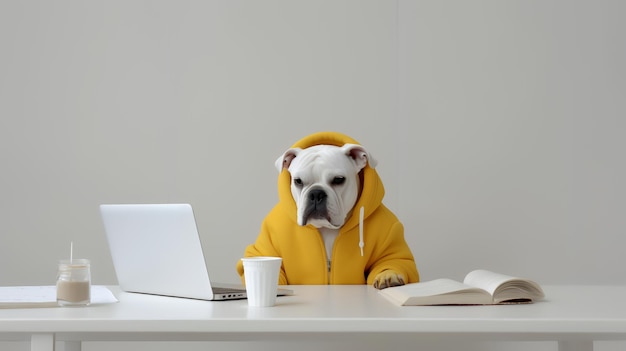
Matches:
[276,144,372,229]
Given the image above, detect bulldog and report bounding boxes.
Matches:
[276,143,407,289]
[237,131,419,289]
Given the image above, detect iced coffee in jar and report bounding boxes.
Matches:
[56,259,91,306]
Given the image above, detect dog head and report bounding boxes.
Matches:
[275,144,375,229]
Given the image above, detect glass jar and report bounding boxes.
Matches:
[56,259,91,306]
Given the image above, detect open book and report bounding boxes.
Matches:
[379,270,545,306]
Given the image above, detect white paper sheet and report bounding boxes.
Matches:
[0,285,118,308]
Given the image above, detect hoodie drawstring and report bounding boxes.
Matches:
[359,206,364,256]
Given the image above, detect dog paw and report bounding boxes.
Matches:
[373,271,406,290]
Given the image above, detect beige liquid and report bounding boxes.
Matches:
[57,280,91,305]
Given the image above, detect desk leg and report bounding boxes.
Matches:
[60,341,81,351]
[31,333,54,351]
[558,341,594,351]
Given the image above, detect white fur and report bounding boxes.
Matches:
[275,143,404,289]
[276,144,374,229]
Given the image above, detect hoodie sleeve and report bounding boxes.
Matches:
[236,219,289,285]
[365,221,420,285]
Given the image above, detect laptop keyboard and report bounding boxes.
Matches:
[212,287,245,294]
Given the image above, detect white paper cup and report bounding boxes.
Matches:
[241,256,282,307]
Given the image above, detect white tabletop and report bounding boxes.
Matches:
[1,285,626,348]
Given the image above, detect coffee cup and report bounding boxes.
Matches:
[241,257,282,307]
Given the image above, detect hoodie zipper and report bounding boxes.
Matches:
[323,206,365,285]
[326,246,332,284]
[319,228,335,285]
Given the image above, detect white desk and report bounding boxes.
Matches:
[1,285,626,351]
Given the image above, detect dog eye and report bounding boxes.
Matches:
[332,177,346,185]
[293,178,303,186]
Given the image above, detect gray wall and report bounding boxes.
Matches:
[1,1,625,350]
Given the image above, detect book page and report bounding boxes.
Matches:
[463,270,520,295]
[463,270,545,303]
[379,278,492,305]
[392,278,474,297]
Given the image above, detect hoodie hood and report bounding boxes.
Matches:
[276,131,385,237]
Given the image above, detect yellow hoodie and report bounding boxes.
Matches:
[236,131,419,286]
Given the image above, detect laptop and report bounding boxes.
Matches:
[100,203,292,301]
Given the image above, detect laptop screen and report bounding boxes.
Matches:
[100,204,216,300]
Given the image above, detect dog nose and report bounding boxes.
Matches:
[308,189,327,207]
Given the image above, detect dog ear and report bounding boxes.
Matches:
[275,148,302,172]
[342,144,378,170]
